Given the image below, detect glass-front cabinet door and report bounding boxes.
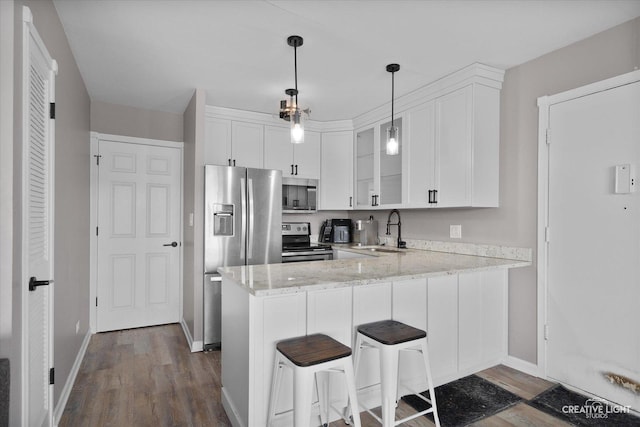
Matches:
[354,117,404,209]
[379,117,402,206]
[356,127,375,208]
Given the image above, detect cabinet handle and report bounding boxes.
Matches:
[291,164,294,175]
[434,190,438,204]
[428,190,433,204]
[371,195,375,206]
[233,159,236,166]
[228,158,231,166]
[349,196,353,207]
[295,165,298,175]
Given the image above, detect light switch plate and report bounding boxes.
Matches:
[450,225,462,239]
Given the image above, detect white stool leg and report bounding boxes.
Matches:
[267,352,284,427]
[343,357,362,427]
[293,367,314,427]
[420,339,440,427]
[316,371,329,427]
[379,344,399,427]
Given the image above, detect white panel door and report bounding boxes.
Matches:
[97,140,181,331]
[547,80,640,411]
[22,7,56,426]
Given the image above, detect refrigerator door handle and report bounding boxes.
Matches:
[240,177,246,260]
[248,178,255,259]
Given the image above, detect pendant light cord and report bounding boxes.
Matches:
[391,70,395,128]
[294,45,298,107]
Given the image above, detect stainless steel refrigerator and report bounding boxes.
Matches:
[204,165,282,350]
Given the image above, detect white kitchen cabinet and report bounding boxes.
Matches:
[458,270,507,373]
[433,84,500,207]
[320,131,354,210]
[427,275,459,386]
[406,101,436,207]
[405,84,500,208]
[203,117,263,168]
[264,125,320,179]
[232,121,264,168]
[355,117,404,209]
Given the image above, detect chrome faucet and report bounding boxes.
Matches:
[386,209,406,249]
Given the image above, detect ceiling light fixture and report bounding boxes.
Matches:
[279,35,306,144]
[386,63,400,156]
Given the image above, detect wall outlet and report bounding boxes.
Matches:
[75,321,80,334]
[450,225,462,239]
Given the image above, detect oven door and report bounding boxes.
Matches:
[281,251,333,263]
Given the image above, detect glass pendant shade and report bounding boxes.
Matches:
[291,108,304,144]
[386,125,399,155]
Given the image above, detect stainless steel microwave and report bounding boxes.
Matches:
[282,177,317,213]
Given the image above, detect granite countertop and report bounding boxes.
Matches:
[218,244,531,296]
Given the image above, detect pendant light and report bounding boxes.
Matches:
[287,35,304,144]
[386,63,400,155]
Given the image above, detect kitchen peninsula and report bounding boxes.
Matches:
[219,245,530,427]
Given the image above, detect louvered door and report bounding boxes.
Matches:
[22,7,56,427]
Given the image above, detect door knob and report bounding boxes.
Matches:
[163,241,178,247]
[29,276,51,292]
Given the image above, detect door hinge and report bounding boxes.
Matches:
[545,226,550,243]
[545,128,551,145]
[94,154,102,165]
[544,324,549,340]
[49,367,55,385]
[49,102,55,119]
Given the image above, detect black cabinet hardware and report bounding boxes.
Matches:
[228,159,231,166]
[294,165,298,175]
[349,196,353,207]
[290,164,294,175]
[163,241,178,247]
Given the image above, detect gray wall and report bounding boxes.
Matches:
[352,17,640,364]
[182,89,205,343]
[91,99,183,142]
[9,0,91,424]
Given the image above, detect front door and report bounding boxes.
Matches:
[546,79,640,411]
[96,139,181,331]
[22,7,56,426]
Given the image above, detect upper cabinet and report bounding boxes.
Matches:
[355,118,404,208]
[406,83,500,208]
[320,131,353,210]
[264,125,320,179]
[204,117,263,168]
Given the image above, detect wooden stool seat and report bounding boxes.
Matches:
[357,320,426,345]
[277,334,352,367]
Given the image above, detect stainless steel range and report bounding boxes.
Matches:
[282,222,333,263]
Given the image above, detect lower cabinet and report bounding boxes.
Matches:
[222,269,508,427]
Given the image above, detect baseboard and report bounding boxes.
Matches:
[503,355,541,378]
[180,318,203,352]
[53,329,92,426]
[222,386,244,427]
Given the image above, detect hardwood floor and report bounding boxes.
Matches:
[60,324,559,427]
[59,324,230,427]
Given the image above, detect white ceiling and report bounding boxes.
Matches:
[53,0,640,121]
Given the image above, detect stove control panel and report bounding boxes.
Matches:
[282,222,310,236]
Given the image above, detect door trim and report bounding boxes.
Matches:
[536,68,640,380]
[89,132,184,333]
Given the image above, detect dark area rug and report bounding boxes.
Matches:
[527,385,640,426]
[402,374,522,426]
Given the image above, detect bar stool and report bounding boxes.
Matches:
[353,320,440,427]
[267,333,362,427]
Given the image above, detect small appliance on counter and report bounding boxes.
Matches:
[319,219,352,243]
[353,216,378,246]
